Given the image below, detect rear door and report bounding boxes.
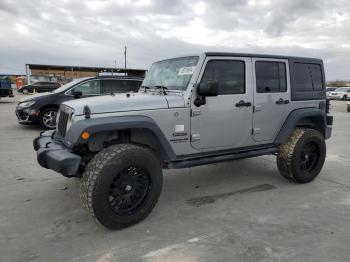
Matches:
[190,57,254,150]
[252,58,291,142]
[43,82,54,92]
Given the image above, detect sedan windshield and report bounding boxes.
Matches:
[335,87,349,92]
[142,56,199,91]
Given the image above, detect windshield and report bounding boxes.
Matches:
[142,56,199,91]
[335,87,349,92]
[53,78,90,93]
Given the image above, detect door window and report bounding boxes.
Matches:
[256,61,287,93]
[102,80,141,94]
[72,80,101,95]
[200,60,245,95]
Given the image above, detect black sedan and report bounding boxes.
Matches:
[16,76,143,129]
[18,81,61,94]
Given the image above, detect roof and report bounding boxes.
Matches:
[204,52,322,62]
[91,75,144,80]
[26,64,146,76]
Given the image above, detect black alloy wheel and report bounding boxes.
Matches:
[108,165,151,216]
[299,142,320,173]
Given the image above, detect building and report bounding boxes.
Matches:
[25,64,146,84]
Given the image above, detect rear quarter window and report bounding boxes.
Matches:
[290,59,326,101]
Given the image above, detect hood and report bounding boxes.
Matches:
[19,92,53,102]
[63,92,185,115]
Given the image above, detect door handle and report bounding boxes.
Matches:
[235,100,252,107]
[275,98,289,105]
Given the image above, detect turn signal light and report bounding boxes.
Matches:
[81,132,90,140]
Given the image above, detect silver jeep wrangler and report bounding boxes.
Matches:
[33,52,333,229]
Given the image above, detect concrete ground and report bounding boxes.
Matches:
[0,93,349,262]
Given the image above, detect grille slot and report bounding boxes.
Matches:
[57,111,69,137]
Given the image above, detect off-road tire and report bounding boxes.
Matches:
[38,108,58,130]
[80,144,162,229]
[277,128,326,183]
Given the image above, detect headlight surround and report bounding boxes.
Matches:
[56,104,76,134]
[66,112,75,131]
[18,100,36,108]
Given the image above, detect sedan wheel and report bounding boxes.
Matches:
[39,108,58,129]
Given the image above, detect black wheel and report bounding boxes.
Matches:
[347,107,350,112]
[342,95,347,100]
[277,128,326,183]
[22,88,29,94]
[38,108,58,129]
[80,144,162,229]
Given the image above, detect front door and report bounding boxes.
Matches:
[190,57,253,150]
[252,58,291,142]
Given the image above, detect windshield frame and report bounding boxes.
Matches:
[142,56,199,92]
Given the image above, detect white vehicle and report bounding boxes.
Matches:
[328,87,350,100]
[326,87,337,98]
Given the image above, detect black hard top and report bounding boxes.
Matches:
[204,52,322,62]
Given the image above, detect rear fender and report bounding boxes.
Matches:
[275,108,328,144]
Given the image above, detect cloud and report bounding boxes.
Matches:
[0,0,349,79]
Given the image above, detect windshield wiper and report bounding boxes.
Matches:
[154,85,168,95]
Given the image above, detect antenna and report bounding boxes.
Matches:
[124,46,127,76]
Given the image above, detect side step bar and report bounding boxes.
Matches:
[168,147,279,169]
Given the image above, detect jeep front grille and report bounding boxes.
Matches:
[57,110,69,137]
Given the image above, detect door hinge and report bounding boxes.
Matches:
[252,128,261,135]
[191,134,200,142]
[191,109,201,117]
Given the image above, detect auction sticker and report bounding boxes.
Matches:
[178,66,195,75]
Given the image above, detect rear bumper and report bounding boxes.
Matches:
[33,130,81,177]
[325,115,333,139]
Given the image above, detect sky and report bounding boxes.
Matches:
[0,0,350,80]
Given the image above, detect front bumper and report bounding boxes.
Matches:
[15,107,38,124]
[33,130,81,177]
[328,95,344,100]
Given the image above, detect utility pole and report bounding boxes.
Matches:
[112,59,117,76]
[124,46,127,76]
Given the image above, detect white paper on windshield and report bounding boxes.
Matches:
[178,66,195,75]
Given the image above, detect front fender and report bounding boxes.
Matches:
[65,115,176,160]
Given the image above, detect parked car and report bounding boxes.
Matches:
[16,76,143,129]
[327,87,350,100]
[326,87,337,98]
[0,78,14,98]
[18,81,61,94]
[33,52,333,229]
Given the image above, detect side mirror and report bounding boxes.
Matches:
[194,81,219,107]
[197,81,219,96]
[72,90,82,99]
